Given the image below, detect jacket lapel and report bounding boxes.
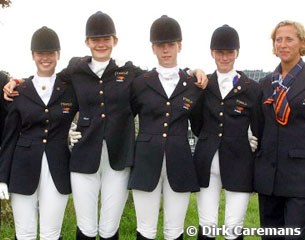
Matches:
[225,72,250,99]
[48,76,68,106]
[207,72,222,100]
[145,70,168,98]
[19,77,45,107]
[170,70,193,99]
[76,56,97,78]
[287,67,305,101]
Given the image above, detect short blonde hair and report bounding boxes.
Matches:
[271,20,305,56]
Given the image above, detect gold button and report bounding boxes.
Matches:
[44,129,48,133]
[218,133,223,137]
[101,114,106,118]
[45,120,49,123]
[162,133,167,138]
[99,90,104,95]
[100,102,104,107]
[220,102,224,105]
[234,89,238,93]
[43,139,47,143]
[219,112,223,116]
[166,102,170,106]
[164,123,168,127]
[219,123,223,127]
[166,113,170,117]
[45,109,49,113]
[99,80,103,84]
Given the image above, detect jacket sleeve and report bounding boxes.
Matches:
[58,57,84,84]
[249,83,265,152]
[0,102,21,183]
[190,93,204,137]
[126,61,147,78]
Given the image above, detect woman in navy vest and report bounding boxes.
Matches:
[255,20,305,240]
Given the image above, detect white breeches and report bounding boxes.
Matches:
[71,140,130,238]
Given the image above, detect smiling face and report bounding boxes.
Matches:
[211,49,239,73]
[86,36,118,62]
[152,41,181,68]
[32,51,59,77]
[273,25,305,66]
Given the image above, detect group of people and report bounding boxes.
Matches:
[0,10,304,240]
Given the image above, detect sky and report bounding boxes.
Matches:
[0,0,304,78]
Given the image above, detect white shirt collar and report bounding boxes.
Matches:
[89,58,110,77]
[217,69,237,84]
[32,73,56,88]
[32,73,57,105]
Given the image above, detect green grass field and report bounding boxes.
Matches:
[0,192,261,240]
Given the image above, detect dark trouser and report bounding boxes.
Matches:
[259,194,305,240]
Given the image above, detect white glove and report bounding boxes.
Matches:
[0,182,9,200]
[248,128,258,152]
[69,122,82,147]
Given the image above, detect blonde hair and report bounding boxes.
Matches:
[271,20,305,56]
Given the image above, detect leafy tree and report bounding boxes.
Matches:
[0,0,11,8]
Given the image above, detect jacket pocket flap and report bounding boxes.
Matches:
[78,117,90,127]
[289,149,305,159]
[136,134,152,142]
[16,138,32,147]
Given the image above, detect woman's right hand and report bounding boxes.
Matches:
[3,79,21,101]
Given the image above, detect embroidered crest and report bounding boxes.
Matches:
[115,71,128,82]
[234,106,244,114]
[61,102,72,113]
[236,99,248,106]
[183,97,193,110]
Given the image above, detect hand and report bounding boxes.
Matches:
[0,182,9,200]
[3,79,20,101]
[69,122,82,147]
[248,130,258,152]
[192,69,208,90]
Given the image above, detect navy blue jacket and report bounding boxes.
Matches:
[255,67,305,197]
[191,71,263,192]
[63,57,144,173]
[0,75,78,195]
[128,69,203,192]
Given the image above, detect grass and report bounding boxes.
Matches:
[0,191,260,240]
